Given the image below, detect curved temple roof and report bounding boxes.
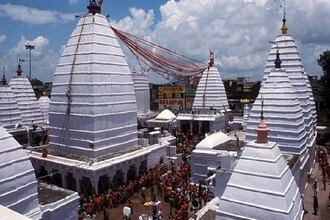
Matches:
[246,68,307,155]
[132,71,150,113]
[49,13,138,158]
[193,66,229,111]
[217,139,303,220]
[0,125,41,219]
[9,75,43,126]
[38,94,50,124]
[263,34,316,146]
[0,84,22,129]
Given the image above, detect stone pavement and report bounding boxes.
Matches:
[303,151,330,220]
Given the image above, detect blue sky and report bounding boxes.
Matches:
[0,0,330,83]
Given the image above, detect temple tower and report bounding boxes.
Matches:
[193,64,229,111]
[132,69,150,113]
[217,109,303,220]
[38,92,50,124]
[9,61,43,126]
[0,69,22,129]
[0,124,41,219]
[49,1,138,158]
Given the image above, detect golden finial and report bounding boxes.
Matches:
[281,0,288,34]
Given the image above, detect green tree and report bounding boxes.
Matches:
[317,50,330,111]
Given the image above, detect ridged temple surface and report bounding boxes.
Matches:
[49,13,138,158]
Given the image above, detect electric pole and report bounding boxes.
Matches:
[25,43,35,80]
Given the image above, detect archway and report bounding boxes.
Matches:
[80,177,92,196]
[51,169,63,187]
[37,166,51,184]
[113,170,124,188]
[127,165,136,182]
[98,175,110,195]
[139,160,148,176]
[66,172,76,191]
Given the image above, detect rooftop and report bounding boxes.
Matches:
[38,183,73,205]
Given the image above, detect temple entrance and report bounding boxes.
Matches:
[113,170,124,188]
[98,175,110,195]
[51,169,62,187]
[66,172,76,191]
[201,121,210,135]
[139,160,148,175]
[127,165,137,182]
[80,177,92,196]
[37,166,51,184]
[180,121,190,134]
[192,121,199,136]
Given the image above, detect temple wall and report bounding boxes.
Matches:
[40,185,79,220]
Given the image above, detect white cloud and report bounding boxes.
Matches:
[0,36,58,82]
[0,3,76,24]
[69,0,79,4]
[110,8,154,36]
[0,35,6,43]
[110,0,330,81]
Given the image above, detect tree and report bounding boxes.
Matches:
[317,50,330,111]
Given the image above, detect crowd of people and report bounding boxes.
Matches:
[78,162,169,220]
[317,148,329,190]
[78,129,211,220]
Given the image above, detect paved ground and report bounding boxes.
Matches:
[303,153,329,220]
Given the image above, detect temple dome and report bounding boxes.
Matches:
[0,84,22,129]
[38,94,50,124]
[246,68,307,155]
[263,34,315,146]
[196,132,230,149]
[49,13,138,158]
[217,139,303,219]
[0,124,41,219]
[132,71,150,113]
[9,75,43,126]
[156,109,176,121]
[193,66,229,111]
[217,116,303,219]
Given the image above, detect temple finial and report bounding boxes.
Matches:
[88,0,103,15]
[2,67,7,85]
[255,97,269,144]
[274,50,282,69]
[16,58,24,76]
[281,0,288,34]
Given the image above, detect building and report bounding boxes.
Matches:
[9,61,43,126]
[190,132,238,186]
[131,69,158,128]
[0,124,79,219]
[0,72,22,129]
[29,2,174,196]
[245,19,317,192]
[216,113,303,219]
[38,92,50,125]
[245,52,310,191]
[177,65,230,137]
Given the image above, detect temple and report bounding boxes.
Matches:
[245,18,317,191]
[9,61,43,126]
[38,92,50,125]
[0,123,79,219]
[216,114,304,219]
[0,70,22,129]
[49,7,138,159]
[29,1,175,196]
[177,63,230,137]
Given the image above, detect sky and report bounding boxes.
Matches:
[0,0,329,83]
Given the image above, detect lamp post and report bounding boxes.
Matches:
[25,43,35,80]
